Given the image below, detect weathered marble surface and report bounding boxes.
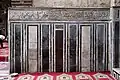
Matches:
[28,26,38,72]
[33,0,111,8]
[81,26,90,72]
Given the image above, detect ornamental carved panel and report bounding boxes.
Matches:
[9,8,110,21]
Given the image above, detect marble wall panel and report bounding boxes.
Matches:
[81,26,90,72]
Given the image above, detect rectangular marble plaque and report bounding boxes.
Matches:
[81,25,90,72]
[28,25,38,72]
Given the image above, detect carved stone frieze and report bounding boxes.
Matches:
[114,0,120,6]
[9,8,110,21]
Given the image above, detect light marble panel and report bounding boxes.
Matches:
[28,25,38,72]
[29,60,37,72]
[81,26,90,72]
[29,26,37,43]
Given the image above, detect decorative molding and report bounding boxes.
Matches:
[9,8,110,21]
[113,0,120,6]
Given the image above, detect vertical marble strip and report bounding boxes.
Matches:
[63,24,66,72]
[104,24,106,70]
[63,26,66,72]
[92,25,94,71]
[26,25,28,72]
[95,25,99,71]
[24,25,26,72]
[65,23,68,72]
[40,25,43,72]
[36,26,38,72]
[68,25,70,72]
[25,26,27,72]
[37,25,38,72]
[92,24,95,71]
[118,21,120,67]
[53,24,56,72]
[112,22,115,69]
[49,24,53,72]
[37,24,40,72]
[65,24,67,72]
[79,25,82,72]
[94,25,96,71]
[22,24,25,72]
[48,24,50,72]
[92,25,95,71]
[93,24,95,71]
[90,25,94,71]
[20,24,23,72]
[10,23,14,73]
[106,23,109,70]
[103,24,106,71]
[9,23,12,73]
[64,24,67,72]
[9,23,11,73]
[104,24,107,70]
[108,21,113,71]
[81,26,90,72]
[51,24,54,72]
[76,24,79,72]
[39,24,42,72]
[104,24,106,71]
[23,24,26,72]
[13,24,16,72]
[21,24,23,72]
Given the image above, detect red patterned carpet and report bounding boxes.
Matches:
[13,72,116,80]
[0,42,9,61]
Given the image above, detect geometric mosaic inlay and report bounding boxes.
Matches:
[17,74,34,80]
[93,73,112,80]
[75,73,93,80]
[37,74,53,80]
[56,73,73,80]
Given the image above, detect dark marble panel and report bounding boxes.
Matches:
[55,30,63,72]
[42,25,49,72]
[15,24,21,73]
[10,23,14,73]
[114,22,119,68]
[97,25,104,71]
[70,25,76,72]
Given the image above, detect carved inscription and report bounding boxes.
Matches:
[9,9,110,21]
